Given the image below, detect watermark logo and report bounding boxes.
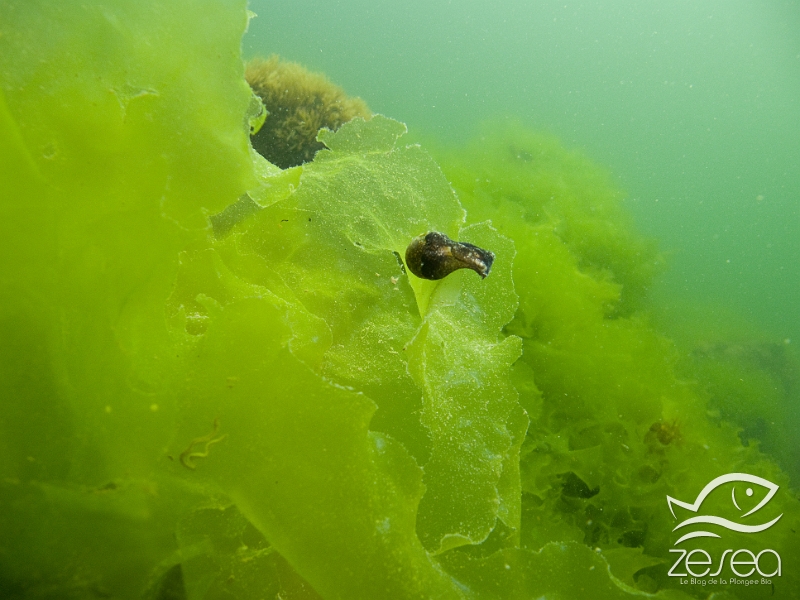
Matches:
[667,473,782,584]
[667,473,783,545]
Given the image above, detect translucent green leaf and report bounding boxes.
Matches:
[214,115,524,556]
[173,296,465,600]
[406,223,523,552]
[440,542,694,600]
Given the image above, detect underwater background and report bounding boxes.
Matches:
[246,0,800,347]
[1,1,799,599]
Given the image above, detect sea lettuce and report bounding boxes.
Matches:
[2,1,799,600]
[432,124,800,598]
[167,112,523,598]
[1,0,520,596]
[1,0,253,596]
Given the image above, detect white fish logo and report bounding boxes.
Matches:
[667,473,783,545]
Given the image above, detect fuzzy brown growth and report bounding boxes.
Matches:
[245,55,371,169]
[645,420,681,447]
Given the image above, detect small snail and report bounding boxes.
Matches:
[405,231,495,280]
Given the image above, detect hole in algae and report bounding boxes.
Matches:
[560,471,600,499]
[618,529,647,548]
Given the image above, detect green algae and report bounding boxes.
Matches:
[431,124,800,598]
[1,2,799,600]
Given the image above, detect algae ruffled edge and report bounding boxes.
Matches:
[1,2,798,599]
